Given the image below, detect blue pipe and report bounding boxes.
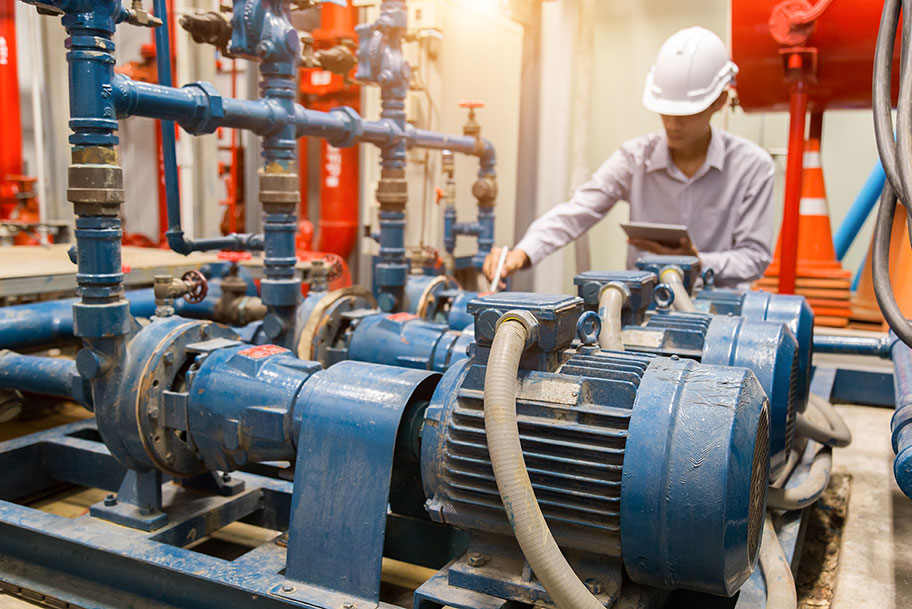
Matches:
[852,252,867,291]
[891,334,912,499]
[149,0,262,255]
[0,281,238,350]
[834,162,886,261]
[0,352,77,400]
[813,332,892,358]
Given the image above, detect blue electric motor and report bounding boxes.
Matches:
[695,285,814,410]
[576,270,799,480]
[288,286,472,372]
[419,293,770,605]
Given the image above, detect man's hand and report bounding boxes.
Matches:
[483,247,530,289]
[628,236,699,258]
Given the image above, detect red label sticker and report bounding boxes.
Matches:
[237,344,289,359]
[387,312,419,322]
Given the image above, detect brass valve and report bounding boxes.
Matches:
[123,0,162,28]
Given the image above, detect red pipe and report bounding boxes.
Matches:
[0,0,23,219]
[778,77,808,295]
[298,1,360,260]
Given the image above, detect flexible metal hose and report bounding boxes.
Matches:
[660,268,696,313]
[483,320,604,609]
[795,394,852,448]
[760,515,798,609]
[597,285,626,351]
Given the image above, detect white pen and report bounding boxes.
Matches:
[489,246,510,292]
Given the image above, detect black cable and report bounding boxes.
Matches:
[872,182,912,346]
[874,0,901,194]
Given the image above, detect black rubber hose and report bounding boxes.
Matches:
[874,0,902,194]
[894,0,912,218]
[872,182,912,347]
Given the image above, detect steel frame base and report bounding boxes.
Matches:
[0,416,821,609]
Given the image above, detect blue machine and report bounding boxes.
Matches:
[0,292,771,609]
[695,282,814,410]
[635,254,814,409]
[418,293,770,606]
[287,285,472,372]
[635,254,702,294]
[576,270,800,480]
[405,274,479,330]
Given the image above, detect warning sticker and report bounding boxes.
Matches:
[237,344,289,359]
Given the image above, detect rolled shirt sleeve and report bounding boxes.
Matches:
[515,148,634,265]
[698,159,775,288]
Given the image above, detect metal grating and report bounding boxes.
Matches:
[784,348,799,458]
[748,404,770,564]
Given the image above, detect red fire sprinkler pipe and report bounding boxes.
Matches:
[0,0,23,219]
[779,69,808,295]
[299,1,360,260]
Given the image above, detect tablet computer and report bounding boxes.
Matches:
[620,221,693,247]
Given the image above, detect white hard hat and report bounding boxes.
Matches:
[642,27,738,116]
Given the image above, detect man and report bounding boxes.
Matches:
[483,27,774,289]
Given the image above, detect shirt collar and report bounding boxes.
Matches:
[647,128,725,177]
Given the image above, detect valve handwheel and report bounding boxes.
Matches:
[181,270,209,304]
[458,100,485,109]
[323,255,344,282]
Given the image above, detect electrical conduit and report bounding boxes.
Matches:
[483,314,604,609]
[597,282,628,351]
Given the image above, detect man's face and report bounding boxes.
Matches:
[659,92,726,152]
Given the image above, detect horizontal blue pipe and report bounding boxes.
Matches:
[891,335,912,499]
[834,163,886,261]
[0,352,76,399]
[0,286,224,350]
[813,333,892,358]
[110,74,497,166]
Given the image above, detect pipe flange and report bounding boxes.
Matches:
[296,286,376,360]
[134,320,239,478]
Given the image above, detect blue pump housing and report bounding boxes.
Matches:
[290,288,472,372]
[418,293,770,604]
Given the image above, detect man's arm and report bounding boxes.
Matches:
[513,148,633,265]
[698,161,775,288]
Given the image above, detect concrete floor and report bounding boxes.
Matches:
[832,405,912,609]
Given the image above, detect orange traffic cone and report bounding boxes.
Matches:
[849,236,883,326]
[755,137,852,327]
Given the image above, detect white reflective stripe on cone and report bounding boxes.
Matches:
[799,197,829,216]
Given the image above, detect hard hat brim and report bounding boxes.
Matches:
[642,82,728,116]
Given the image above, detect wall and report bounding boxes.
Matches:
[536,0,881,293]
